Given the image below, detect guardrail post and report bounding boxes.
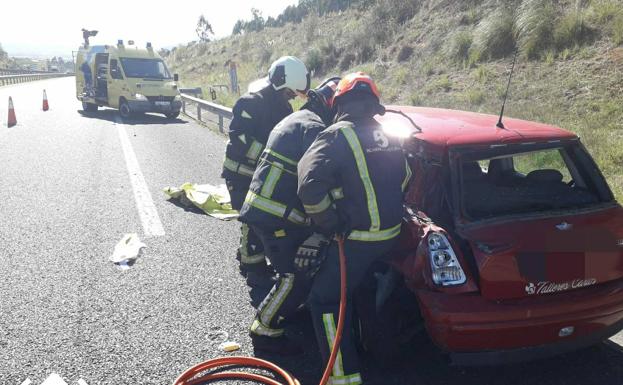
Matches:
[182,99,186,114]
[218,115,224,133]
[197,104,202,122]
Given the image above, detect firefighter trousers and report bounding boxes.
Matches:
[226,178,266,271]
[309,238,397,385]
[250,226,312,336]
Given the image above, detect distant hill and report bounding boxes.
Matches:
[164,0,623,200]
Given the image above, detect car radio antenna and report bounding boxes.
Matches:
[384,108,423,133]
[496,48,519,129]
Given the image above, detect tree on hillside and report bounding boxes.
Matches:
[232,8,266,34]
[0,43,7,60]
[196,15,215,42]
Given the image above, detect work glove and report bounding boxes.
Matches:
[294,233,330,279]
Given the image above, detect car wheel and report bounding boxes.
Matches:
[119,99,132,119]
[82,102,98,112]
[164,111,180,119]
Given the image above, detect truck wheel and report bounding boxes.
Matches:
[164,111,180,119]
[82,102,98,112]
[119,99,132,119]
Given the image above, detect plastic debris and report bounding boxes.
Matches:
[109,233,146,264]
[219,341,241,352]
[163,183,238,220]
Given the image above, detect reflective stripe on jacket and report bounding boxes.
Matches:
[239,109,327,229]
[297,118,411,242]
[221,85,293,186]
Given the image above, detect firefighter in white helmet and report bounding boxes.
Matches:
[222,56,310,286]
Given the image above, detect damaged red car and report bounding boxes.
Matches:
[362,107,623,365]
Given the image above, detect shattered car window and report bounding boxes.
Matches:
[458,143,612,220]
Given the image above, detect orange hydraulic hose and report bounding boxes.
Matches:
[172,236,348,385]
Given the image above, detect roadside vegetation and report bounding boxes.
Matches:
[0,43,10,67]
[163,0,623,201]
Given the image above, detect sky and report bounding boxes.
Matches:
[0,0,298,59]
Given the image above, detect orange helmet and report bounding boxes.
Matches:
[331,72,380,107]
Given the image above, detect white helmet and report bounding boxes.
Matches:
[268,56,310,94]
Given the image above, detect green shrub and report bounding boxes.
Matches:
[459,7,480,25]
[409,92,423,106]
[559,47,572,60]
[588,0,621,24]
[397,45,414,62]
[435,75,452,92]
[473,65,490,83]
[372,0,420,26]
[516,0,556,59]
[394,67,409,85]
[544,50,556,65]
[613,14,623,45]
[554,10,595,50]
[464,88,486,105]
[446,30,473,63]
[472,8,517,60]
[421,61,435,76]
[259,46,273,64]
[339,53,356,70]
[306,49,323,74]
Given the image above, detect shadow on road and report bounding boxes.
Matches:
[77,109,188,125]
[164,197,206,215]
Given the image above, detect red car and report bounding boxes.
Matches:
[363,106,623,365]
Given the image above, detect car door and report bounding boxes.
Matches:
[108,58,125,108]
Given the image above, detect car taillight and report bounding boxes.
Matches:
[427,232,466,286]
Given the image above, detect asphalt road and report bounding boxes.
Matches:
[1,77,623,385]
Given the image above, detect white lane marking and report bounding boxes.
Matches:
[41,373,68,385]
[115,120,165,237]
[77,379,89,385]
[20,379,32,385]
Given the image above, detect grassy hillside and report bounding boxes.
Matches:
[164,0,623,200]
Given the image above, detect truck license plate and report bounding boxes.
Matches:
[155,101,170,107]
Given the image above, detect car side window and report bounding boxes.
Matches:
[110,59,123,80]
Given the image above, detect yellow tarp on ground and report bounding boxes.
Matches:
[163,183,238,220]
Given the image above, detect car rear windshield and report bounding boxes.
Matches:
[119,58,171,79]
[456,141,614,220]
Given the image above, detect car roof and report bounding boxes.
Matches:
[377,106,578,148]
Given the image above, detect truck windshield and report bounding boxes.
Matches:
[119,58,171,79]
[455,141,614,221]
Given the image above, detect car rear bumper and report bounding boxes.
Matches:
[128,100,181,113]
[416,278,623,364]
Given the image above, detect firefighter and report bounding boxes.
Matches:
[239,77,341,353]
[222,56,310,285]
[297,72,411,384]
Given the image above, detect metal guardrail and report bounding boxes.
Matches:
[180,93,233,133]
[0,68,60,75]
[0,72,74,86]
[178,87,203,97]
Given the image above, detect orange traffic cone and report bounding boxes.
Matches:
[7,97,16,127]
[43,89,49,111]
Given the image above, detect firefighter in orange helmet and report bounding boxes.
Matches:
[297,72,411,384]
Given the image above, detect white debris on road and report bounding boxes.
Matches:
[109,233,146,265]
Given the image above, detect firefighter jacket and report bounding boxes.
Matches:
[297,112,412,242]
[239,108,327,230]
[221,85,293,187]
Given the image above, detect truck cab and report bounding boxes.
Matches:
[75,41,181,119]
